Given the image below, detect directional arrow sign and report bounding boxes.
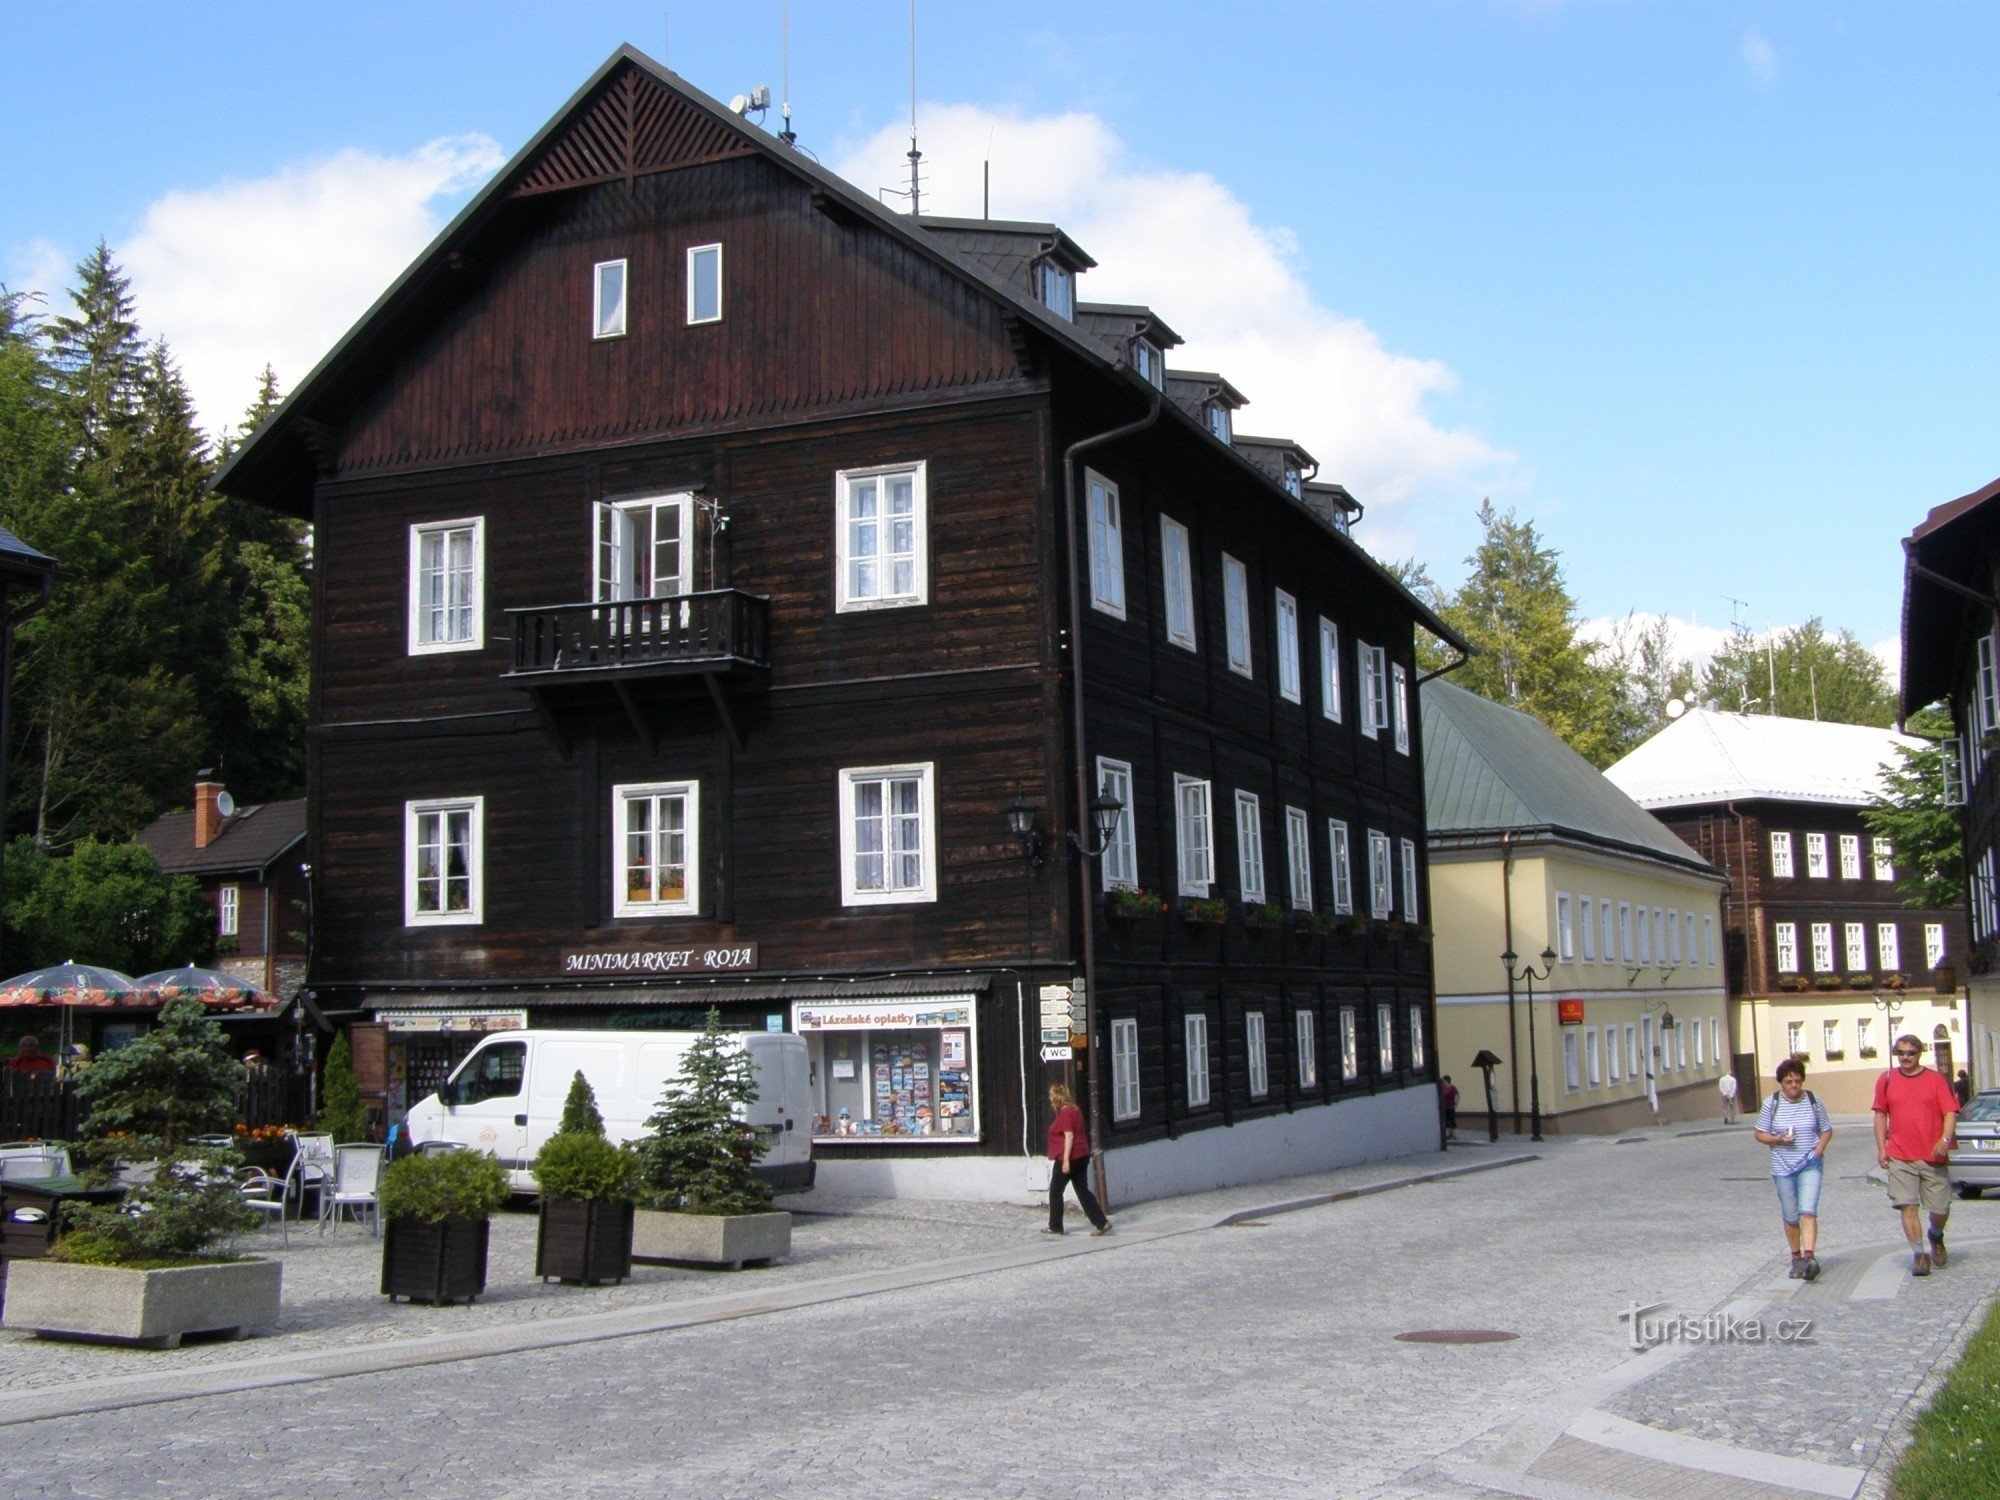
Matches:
[1040,1027,1071,1044]
[1040,1045,1073,1062]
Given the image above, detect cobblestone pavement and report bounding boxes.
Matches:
[0,1120,1991,1498]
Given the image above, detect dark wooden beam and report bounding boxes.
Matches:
[702,672,744,753]
[613,680,658,756]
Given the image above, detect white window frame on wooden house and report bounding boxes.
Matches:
[406,796,484,927]
[1319,618,1342,721]
[1175,775,1214,896]
[1805,832,1829,879]
[1770,832,1794,878]
[1185,1013,1211,1107]
[1286,807,1313,911]
[1776,922,1799,973]
[1038,258,1075,321]
[1878,922,1900,972]
[1223,554,1253,676]
[1339,1007,1359,1081]
[1392,664,1411,754]
[1111,1018,1140,1120]
[1206,402,1232,443]
[1399,838,1420,923]
[685,243,723,324]
[1161,516,1197,651]
[1979,633,2000,762]
[408,517,484,655]
[1358,642,1387,738]
[1926,923,1946,969]
[1096,758,1137,892]
[218,884,239,938]
[613,781,700,917]
[1328,820,1354,913]
[1235,791,1266,903]
[1839,834,1861,880]
[595,494,693,604]
[1274,589,1301,702]
[1810,921,1834,972]
[1844,922,1867,971]
[1377,1002,1396,1075]
[1367,830,1393,919]
[1246,1011,1269,1098]
[1086,470,1126,618]
[592,258,627,339]
[1130,337,1164,389]
[1408,1009,1426,1071]
[838,762,936,906]
[835,462,928,612]
[1873,838,1895,880]
[1297,1010,1318,1089]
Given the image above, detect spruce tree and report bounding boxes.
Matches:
[559,1070,606,1136]
[319,1031,366,1142]
[74,993,244,1152]
[632,1011,772,1215]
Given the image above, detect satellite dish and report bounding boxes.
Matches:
[215,791,236,818]
[1665,699,1687,720]
[729,94,751,114]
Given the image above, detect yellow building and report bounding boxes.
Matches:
[1425,681,1730,1133]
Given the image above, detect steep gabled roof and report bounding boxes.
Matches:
[1601,709,1918,810]
[1902,473,2000,714]
[1424,680,1711,873]
[138,798,307,878]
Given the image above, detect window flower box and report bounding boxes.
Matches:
[1847,974,1874,990]
[1178,897,1229,927]
[1105,888,1168,921]
[1883,973,1909,992]
[1775,974,1809,993]
[1812,976,1843,992]
[1243,903,1286,930]
[1859,1047,1879,1059]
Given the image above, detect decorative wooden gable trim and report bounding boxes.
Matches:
[511,66,755,198]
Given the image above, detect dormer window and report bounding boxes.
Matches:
[1207,403,1232,443]
[1130,337,1164,389]
[1283,464,1302,498]
[593,259,627,340]
[1038,260,1075,321]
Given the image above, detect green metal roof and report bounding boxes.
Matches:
[1422,679,1713,873]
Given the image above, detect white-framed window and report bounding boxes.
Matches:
[1130,337,1164,389]
[1282,463,1303,499]
[1207,402,1232,443]
[1298,1010,1319,1089]
[1776,922,1799,973]
[1328,820,1354,914]
[1770,831,1794,878]
[408,518,484,654]
[1585,1027,1601,1087]
[613,781,700,916]
[1223,554,1252,676]
[1980,632,2000,756]
[1175,775,1214,896]
[218,884,239,938]
[1246,1012,1269,1099]
[1878,922,1901,972]
[1606,1025,1622,1082]
[1359,642,1387,738]
[1111,1017,1140,1120]
[1318,618,1342,721]
[1286,807,1313,911]
[1676,1024,1687,1069]
[1564,1030,1580,1092]
[1408,1008,1426,1070]
[1926,923,1946,970]
[1367,830,1393,919]
[1704,914,1716,966]
[1185,1013,1211,1107]
[1377,1002,1395,1075]
[1710,1016,1723,1067]
[1038,258,1075,320]
[1668,909,1682,965]
[1086,470,1126,618]
[1400,838,1421,923]
[1392,664,1411,755]
[1159,516,1197,650]
[595,493,692,603]
[1235,791,1266,903]
[839,762,936,906]
[1839,833,1861,880]
[1557,893,1575,960]
[835,462,927,611]
[406,796,483,926]
[1637,904,1652,964]
[1274,590,1301,702]
[1823,1019,1841,1057]
[1626,1023,1639,1079]
[1786,1020,1804,1057]
[1844,922,1867,971]
[1619,901,1634,963]
[1580,896,1596,961]
[1097,758,1137,891]
[1693,1016,1705,1066]
[685,243,723,324]
[1858,1016,1875,1055]
[1339,1008,1359,1081]
[1810,921,1834,972]
[1654,908,1666,964]
[1873,838,1894,881]
[593,258,627,339]
[1806,832,1829,879]
[1603,902,1618,968]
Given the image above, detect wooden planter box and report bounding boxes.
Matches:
[632,1208,790,1270]
[536,1198,634,1286]
[381,1215,490,1305]
[1,1257,281,1348]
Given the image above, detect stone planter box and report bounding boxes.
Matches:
[382,1215,490,1305]
[632,1208,790,1270]
[536,1198,634,1286]
[1,1257,281,1349]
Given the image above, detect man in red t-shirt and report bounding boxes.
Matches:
[1873,1034,1960,1277]
[5,1035,55,1074]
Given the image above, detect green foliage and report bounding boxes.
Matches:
[632,1010,772,1217]
[0,835,212,974]
[532,1131,640,1204]
[1863,706,1965,911]
[317,1031,365,1143]
[1890,1295,2000,1497]
[558,1070,606,1137]
[57,1147,258,1264]
[74,994,243,1154]
[378,1148,510,1224]
[1701,616,1895,726]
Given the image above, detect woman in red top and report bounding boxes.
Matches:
[1045,1083,1111,1236]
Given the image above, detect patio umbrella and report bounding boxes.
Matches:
[133,964,271,1012]
[0,961,141,1009]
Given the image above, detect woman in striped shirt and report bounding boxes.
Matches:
[1754,1058,1834,1281]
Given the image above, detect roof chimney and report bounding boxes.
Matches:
[194,779,226,849]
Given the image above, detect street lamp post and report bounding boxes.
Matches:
[1502,947,1556,1142]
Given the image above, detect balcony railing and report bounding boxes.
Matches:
[504,589,770,682]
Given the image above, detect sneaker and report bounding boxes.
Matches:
[1092,1221,1114,1237]
[1929,1233,1948,1269]
[1040,1228,1064,1236]
[1913,1253,1933,1277]
[1788,1256,1806,1279]
[1802,1255,1821,1282]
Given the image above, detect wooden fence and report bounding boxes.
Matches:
[1,1068,314,1142]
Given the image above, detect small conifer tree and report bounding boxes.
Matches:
[558,1070,606,1137]
[318,1030,365,1142]
[632,1010,772,1216]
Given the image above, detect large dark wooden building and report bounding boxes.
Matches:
[214,48,1459,1200]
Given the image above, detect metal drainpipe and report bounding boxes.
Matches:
[1730,799,1758,1085]
[1502,832,1520,1134]
[1063,391,1163,1211]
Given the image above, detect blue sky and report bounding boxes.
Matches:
[5,2,1998,673]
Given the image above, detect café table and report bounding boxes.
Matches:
[0,1175,126,1260]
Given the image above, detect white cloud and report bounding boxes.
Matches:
[834,105,1511,549]
[112,135,505,437]
[1580,611,1732,674]
[1741,31,1779,84]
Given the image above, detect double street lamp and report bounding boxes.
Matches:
[1502,946,1556,1142]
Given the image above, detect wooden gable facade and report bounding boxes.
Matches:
[217,48,1455,1199]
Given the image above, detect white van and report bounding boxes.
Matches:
[402,1029,815,1195]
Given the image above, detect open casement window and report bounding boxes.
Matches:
[406,797,483,926]
[1979,633,2000,761]
[1358,642,1387,738]
[1286,807,1313,911]
[409,518,484,654]
[1235,791,1265,902]
[593,259,627,339]
[1129,337,1164,389]
[1175,775,1214,896]
[1086,470,1126,618]
[1111,1018,1141,1120]
[1097,758,1137,891]
[1274,590,1301,702]
[1328,820,1354,913]
[839,763,936,906]
[1367,830,1393,919]
[595,495,693,604]
[835,463,928,611]
[1246,1012,1269,1098]
[613,781,699,917]
[1223,554,1252,676]
[685,243,723,324]
[1319,618,1342,721]
[1160,516,1196,650]
[1392,664,1411,754]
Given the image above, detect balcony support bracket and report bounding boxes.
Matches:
[614,680,659,757]
[522,689,572,761]
[703,672,745,753]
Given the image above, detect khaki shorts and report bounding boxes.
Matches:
[1886,1158,1954,1216]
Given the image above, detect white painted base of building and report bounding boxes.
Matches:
[811,1086,1439,1206]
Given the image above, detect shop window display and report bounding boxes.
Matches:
[795,999,979,1142]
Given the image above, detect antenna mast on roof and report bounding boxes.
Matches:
[906,0,922,215]
[1766,629,1778,716]
[779,0,796,147]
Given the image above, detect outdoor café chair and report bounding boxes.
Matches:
[289,1130,334,1217]
[318,1144,385,1237]
[236,1165,292,1246]
[0,1152,62,1181]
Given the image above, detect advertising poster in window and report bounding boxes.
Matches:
[794,998,979,1143]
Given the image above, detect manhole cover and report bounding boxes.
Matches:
[1395,1329,1518,1344]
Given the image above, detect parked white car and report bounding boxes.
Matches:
[1948,1088,2000,1198]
